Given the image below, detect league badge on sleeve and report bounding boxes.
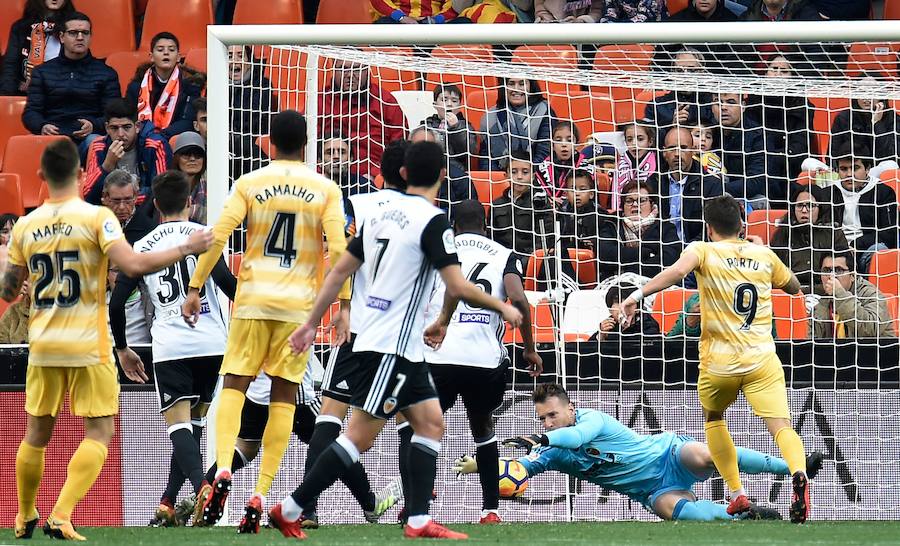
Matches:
[442,229,456,255]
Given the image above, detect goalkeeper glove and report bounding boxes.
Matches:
[502,434,549,450]
[453,455,478,476]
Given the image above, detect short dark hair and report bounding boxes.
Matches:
[432,84,462,102]
[41,138,80,188]
[503,149,532,171]
[152,171,191,216]
[192,97,207,116]
[270,110,307,155]
[833,140,874,169]
[565,168,594,187]
[703,194,743,237]
[403,141,444,188]
[150,31,179,51]
[532,383,570,405]
[820,249,854,273]
[619,179,655,209]
[551,119,581,143]
[0,213,19,228]
[381,139,409,190]
[60,11,90,33]
[605,283,636,309]
[451,199,486,234]
[105,98,137,123]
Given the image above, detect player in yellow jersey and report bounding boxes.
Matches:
[181,110,351,531]
[621,194,811,524]
[0,139,214,541]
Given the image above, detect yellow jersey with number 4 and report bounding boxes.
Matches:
[190,160,349,323]
[6,197,124,367]
[685,239,793,376]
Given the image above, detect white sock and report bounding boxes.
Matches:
[481,509,498,517]
[280,496,303,522]
[731,487,747,499]
[407,515,431,529]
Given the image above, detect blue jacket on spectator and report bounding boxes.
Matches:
[22,52,120,139]
[720,117,766,200]
[658,160,724,243]
[644,91,715,146]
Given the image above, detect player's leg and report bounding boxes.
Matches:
[653,490,732,521]
[679,440,791,478]
[163,401,207,494]
[253,375,298,497]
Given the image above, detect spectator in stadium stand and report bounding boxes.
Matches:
[0,214,17,246]
[711,92,768,209]
[809,0,871,19]
[596,283,661,341]
[659,127,724,244]
[454,0,532,22]
[319,133,376,199]
[370,0,471,23]
[479,75,552,171]
[424,84,477,171]
[644,48,714,146]
[0,0,76,96]
[666,292,779,337]
[125,32,203,140]
[600,0,668,22]
[171,131,209,224]
[741,0,820,20]
[558,168,608,254]
[828,141,899,273]
[228,45,273,177]
[616,119,661,197]
[809,250,896,339]
[99,170,157,244]
[597,179,680,279]
[667,0,740,20]
[535,120,582,202]
[0,281,29,343]
[82,98,172,206]
[192,97,207,141]
[410,125,477,211]
[21,11,120,147]
[533,0,604,22]
[770,185,849,294]
[687,118,728,180]
[829,75,900,166]
[490,149,552,259]
[318,60,404,178]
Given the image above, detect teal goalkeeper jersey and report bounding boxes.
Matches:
[518,409,682,506]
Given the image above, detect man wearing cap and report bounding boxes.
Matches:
[172,131,208,224]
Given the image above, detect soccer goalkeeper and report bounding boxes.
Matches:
[456,383,822,522]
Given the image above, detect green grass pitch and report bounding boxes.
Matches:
[9,522,900,545]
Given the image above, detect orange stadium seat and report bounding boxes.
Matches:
[0,173,24,216]
[550,92,615,139]
[234,0,303,24]
[184,48,207,73]
[366,47,420,95]
[512,45,577,70]
[746,209,787,245]
[106,51,146,95]
[772,289,809,339]
[869,249,900,297]
[652,288,696,335]
[810,96,850,161]
[504,300,556,345]
[426,44,497,93]
[524,249,597,291]
[887,296,900,336]
[667,0,689,15]
[1,135,66,209]
[316,0,373,23]
[0,0,26,55]
[464,87,498,134]
[594,44,654,103]
[845,42,899,78]
[77,0,136,58]
[0,96,28,169]
[885,0,900,20]
[470,170,508,208]
[140,0,212,54]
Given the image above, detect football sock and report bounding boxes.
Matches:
[287,435,358,518]
[162,454,185,504]
[474,435,500,511]
[343,462,376,513]
[301,416,342,513]
[205,447,248,485]
[168,423,206,494]
[672,499,731,521]
[408,435,440,517]
[704,420,743,494]
[15,441,45,520]
[774,426,807,475]
[397,423,413,504]
[53,438,108,521]
[736,447,790,476]
[255,402,295,496]
[214,388,246,474]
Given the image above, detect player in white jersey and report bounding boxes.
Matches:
[269,141,523,541]
[422,199,542,524]
[108,171,237,527]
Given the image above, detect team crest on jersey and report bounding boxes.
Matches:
[383,396,398,415]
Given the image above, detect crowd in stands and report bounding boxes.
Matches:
[1,0,897,343]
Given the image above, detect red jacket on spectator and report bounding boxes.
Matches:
[370,0,458,20]
[317,83,404,177]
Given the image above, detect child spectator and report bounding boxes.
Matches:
[688,119,726,179]
[559,168,607,253]
[617,119,660,201]
[1,0,75,96]
[424,84,476,170]
[0,213,17,246]
[125,32,203,139]
[490,150,551,258]
[597,283,661,340]
[535,120,581,203]
[479,74,552,171]
[171,132,208,224]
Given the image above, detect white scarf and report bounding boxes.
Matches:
[621,207,659,243]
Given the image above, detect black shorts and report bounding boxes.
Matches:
[154,355,222,412]
[321,334,360,404]
[350,351,438,420]
[431,362,508,415]
[238,399,319,444]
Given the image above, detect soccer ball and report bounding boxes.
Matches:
[498,457,529,498]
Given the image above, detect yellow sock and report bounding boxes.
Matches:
[705,420,743,493]
[774,427,807,475]
[16,441,45,520]
[215,388,246,473]
[52,438,108,521]
[254,402,296,496]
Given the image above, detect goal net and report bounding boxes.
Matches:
[199,23,900,524]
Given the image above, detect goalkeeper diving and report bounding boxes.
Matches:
[455,384,822,521]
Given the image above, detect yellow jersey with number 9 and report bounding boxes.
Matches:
[6,197,124,367]
[685,239,793,376]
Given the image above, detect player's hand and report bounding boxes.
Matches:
[423,320,448,350]
[746,234,765,246]
[116,347,148,383]
[183,228,215,255]
[453,455,478,476]
[502,434,547,451]
[289,323,316,354]
[181,289,202,327]
[501,303,523,328]
[523,348,543,377]
[328,307,350,347]
[619,296,639,330]
[73,118,93,138]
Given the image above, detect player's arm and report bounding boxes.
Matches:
[108,272,149,383]
[504,255,541,377]
[105,233,213,278]
[323,183,353,302]
[453,449,551,479]
[620,249,701,327]
[0,230,27,302]
[505,411,607,451]
[210,255,238,300]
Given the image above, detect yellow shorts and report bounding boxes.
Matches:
[25,362,120,418]
[221,318,309,384]
[697,353,791,419]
